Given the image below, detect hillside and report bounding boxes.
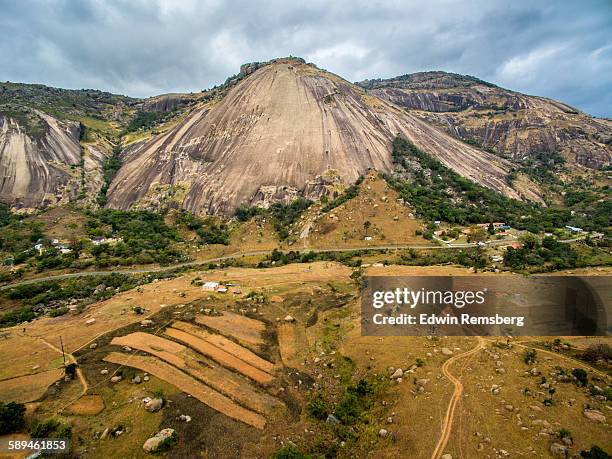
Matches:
[0,83,202,210]
[358,71,612,169]
[107,58,535,215]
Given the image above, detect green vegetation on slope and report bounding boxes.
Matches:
[235,197,312,241]
[96,146,123,206]
[385,137,610,234]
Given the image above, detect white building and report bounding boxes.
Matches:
[202,281,220,291]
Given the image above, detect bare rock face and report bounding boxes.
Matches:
[0,111,83,209]
[108,61,531,215]
[359,71,612,169]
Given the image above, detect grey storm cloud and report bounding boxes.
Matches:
[0,0,610,116]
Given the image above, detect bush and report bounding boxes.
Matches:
[306,393,328,420]
[30,419,60,437]
[580,445,611,459]
[64,363,78,379]
[581,344,612,363]
[572,368,588,387]
[523,348,537,365]
[271,445,311,459]
[0,401,26,434]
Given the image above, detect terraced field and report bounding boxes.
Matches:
[103,314,282,430]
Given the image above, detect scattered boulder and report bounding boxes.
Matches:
[326,414,340,426]
[110,375,122,383]
[284,315,295,323]
[89,343,98,349]
[441,348,453,356]
[142,428,176,453]
[379,428,388,437]
[145,397,163,413]
[143,375,150,382]
[441,454,453,459]
[100,369,109,375]
[583,409,606,423]
[390,368,403,379]
[132,375,141,384]
[550,442,568,457]
[490,384,500,395]
[141,319,153,327]
[179,414,192,422]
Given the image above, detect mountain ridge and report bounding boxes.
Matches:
[2,58,609,214]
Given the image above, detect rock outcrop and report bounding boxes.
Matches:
[107,60,532,215]
[358,71,612,169]
[0,110,83,209]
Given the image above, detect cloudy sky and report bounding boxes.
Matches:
[1,0,610,116]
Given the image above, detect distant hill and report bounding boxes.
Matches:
[357,71,612,169]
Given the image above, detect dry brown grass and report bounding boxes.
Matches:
[67,394,105,415]
[301,173,425,249]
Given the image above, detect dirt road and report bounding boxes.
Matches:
[0,237,585,291]
[431,337,485,459]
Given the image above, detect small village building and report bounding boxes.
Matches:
[202,281,219,291]
[565,226,584,233]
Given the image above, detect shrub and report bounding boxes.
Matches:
[0,401,26,434]
[572,368,588,387]
[580,445,611,459]
[524,348,537,365]
[271,445,311,459]
[64,363,78,379]
[30,419,60,437]
[306,393,328,420]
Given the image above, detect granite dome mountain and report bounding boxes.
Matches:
[1,58,609,214]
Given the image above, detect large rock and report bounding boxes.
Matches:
[142,428,175,453]
[390,368,403,379]
[550,442,568,457]
[107,60,531,215]
[583,409,606,423]
[145,397,163,413]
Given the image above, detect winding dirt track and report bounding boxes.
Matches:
[431,337,485,459]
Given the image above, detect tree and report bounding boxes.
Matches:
[467,225,487,243]
[572,368,588,387]
[487,223,495,235]
[64,363,78,379]
[0,401,26,434]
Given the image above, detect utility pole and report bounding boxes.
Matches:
[60,336,66,365]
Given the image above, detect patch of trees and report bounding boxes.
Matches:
[0,272,161,328]
[176,210,229,245]
[503,235,578,271]
[123,110,169,133]
[96,145,122,206]
[385,137,607,233]
[0,401,26,434]
[85,209,183,265]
